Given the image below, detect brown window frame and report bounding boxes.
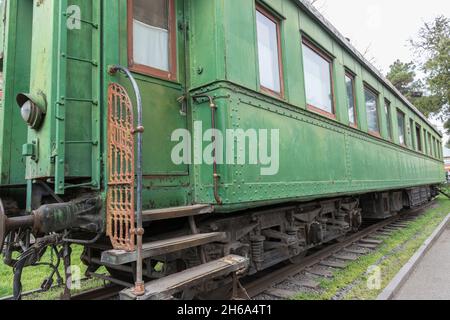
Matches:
[127,0,178,81]
[364,84,381,138]
[409,119,415,149]
[384,99,393,141]
[256,4,285,98]
[397,110,407,147]
[415,124,423,152]
[302,37,336,120]
[345,71,358,128]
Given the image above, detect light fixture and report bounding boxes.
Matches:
[16,91,47,130]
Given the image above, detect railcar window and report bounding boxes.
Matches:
[428,133,432,155]
[416,125,422,152]
[397,111,406,146]
[433,137,437,158]
[409,119,415,149]
[364,87,380,135]
[302,39,334,116]
[129,0,176,80]
[345,73,357,127]
[424,129,428,154]
[256,7,283,95]
[384,99,392,140]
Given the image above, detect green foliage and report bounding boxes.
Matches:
[387,16,449,142]
[411,16,450,118]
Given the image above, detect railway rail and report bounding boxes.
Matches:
[244,202,435,299]
[0,201,435,301]
[69,285,123,301]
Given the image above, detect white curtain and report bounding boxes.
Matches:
[133,19,169,72]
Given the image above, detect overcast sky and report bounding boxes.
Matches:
[311,0,450,137]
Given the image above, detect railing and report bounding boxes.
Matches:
[108,65,145,296]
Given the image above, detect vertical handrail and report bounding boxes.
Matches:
[108,65,145,296]
[55,0,69,194]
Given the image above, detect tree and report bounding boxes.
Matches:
[386,60,423,103]
[411,16,450,141]
[387,16,450,144]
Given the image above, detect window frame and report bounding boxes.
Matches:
[345,70,358,128]
[428,133,432,155]
[384,99,393,141]
[302,37,336,120]
[415,124,423,152]
[127,0,178,81]
[363,84,381,137]
[409,119,415,149]
[397,110,407,147]
[256,4,285,98]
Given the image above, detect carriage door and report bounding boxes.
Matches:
[125,0,188,177]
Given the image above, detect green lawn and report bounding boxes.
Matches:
[0,245,107,299]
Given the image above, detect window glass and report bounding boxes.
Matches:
[410,119,415,149]
[256,10,281,93]
[345,74,356,125]
[133,0,170,72]
[428,133,432,155]
[385,100,392,140]
[416,125,422,152]
[424,130,428,153]
[397,111,406,145]
[303,42,333,114]
[364,87,380,133]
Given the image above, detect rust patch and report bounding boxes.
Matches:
[107,83,135,251]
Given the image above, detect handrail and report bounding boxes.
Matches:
[108,65,145,296]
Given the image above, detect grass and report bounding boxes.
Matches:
[0,245,108,300]
[293,196,450,300]
[1,195,449,300]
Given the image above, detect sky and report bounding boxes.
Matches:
[311,0,450,138]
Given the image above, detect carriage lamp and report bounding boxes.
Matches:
[16,91,47,130]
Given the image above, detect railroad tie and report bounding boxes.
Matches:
[356,243,378,249]
[332,253,359,261]
[307,267,334,278]
[319,260,346,269]
[297,279,321,290]
[343,247,369,255]
[266,288,298,299]
[360,238,383,245]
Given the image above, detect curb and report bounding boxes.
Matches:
[377,213,450,300]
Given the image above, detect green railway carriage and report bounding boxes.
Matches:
[0,0,445,300]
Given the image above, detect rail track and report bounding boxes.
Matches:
[69,284,124,300]
[244,202,435,299]
[0,201,435,301]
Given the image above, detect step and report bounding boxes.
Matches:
[120,255,249,300]
[101,232,226,265]
[142,204,214,222]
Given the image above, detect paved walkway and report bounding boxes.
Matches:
[394,226,450,300]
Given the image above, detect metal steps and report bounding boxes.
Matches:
[142,204,214,222]
[120,255,249,300]
[101,232,226,265]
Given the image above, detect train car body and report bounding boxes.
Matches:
[0,0,444,299]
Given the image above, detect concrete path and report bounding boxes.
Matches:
[394,226,450,300]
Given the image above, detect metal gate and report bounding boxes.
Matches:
[106,83,135,251]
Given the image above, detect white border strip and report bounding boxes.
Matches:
[377,213,450,300]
